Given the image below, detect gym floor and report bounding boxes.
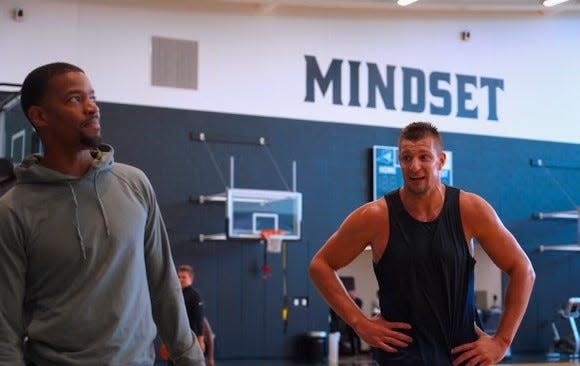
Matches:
[215,361,580,365]
[213,353,580,365]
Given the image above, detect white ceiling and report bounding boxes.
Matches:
[92,0,580,16]
[221,0,580,15]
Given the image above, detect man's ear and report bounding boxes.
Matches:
[27,106,49,129]
[438,151,446,170]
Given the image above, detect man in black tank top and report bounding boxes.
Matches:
[309,122,535,366]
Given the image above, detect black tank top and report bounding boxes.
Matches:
[372,186,477,366]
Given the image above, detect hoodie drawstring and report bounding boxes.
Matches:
[94,171,111,237]
[67,172,111,261]
[68,182,87,260]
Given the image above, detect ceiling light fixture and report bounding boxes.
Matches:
[543,0,571,7]
[397,0,420,6]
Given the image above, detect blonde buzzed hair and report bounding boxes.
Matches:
[398,121,443,152]
[177,264,194,278]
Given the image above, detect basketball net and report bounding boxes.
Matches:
[260,229,285,253]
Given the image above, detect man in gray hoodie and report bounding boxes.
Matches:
[0,63,205,365]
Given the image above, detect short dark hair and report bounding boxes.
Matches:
[177,264,194,278]
[20,62,84,122]
[398,121,443,151]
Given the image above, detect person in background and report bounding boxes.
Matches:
[0,158,15,196]
[176,265,215,366]
[309,121,535,365]
[177,265,206,353]
[0,62,204,365]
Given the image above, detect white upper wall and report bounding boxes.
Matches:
[2,0,579,144]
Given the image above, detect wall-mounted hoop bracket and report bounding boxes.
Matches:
[192,133,300,243]
[535,207,580,252]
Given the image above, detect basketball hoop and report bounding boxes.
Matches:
[261,229,285,253]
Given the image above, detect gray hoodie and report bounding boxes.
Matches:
[0,145,204,365]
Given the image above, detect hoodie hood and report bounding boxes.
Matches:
[14,144,115,260]
[15,144,114,184]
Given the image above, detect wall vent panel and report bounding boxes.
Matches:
[151,36,198,90]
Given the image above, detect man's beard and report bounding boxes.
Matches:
[80,133,102,148]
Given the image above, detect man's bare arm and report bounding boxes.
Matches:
[309,200,412,352]
[453,192,535,365]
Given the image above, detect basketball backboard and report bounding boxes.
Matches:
[227,188,302,240]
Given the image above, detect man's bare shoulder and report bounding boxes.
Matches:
[335,198,388,236]
[458,189,497,233]
[347,198,389,247]
[355,197,387,223]
[459,189,488,212]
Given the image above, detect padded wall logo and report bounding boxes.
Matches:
[304,55,504,121]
